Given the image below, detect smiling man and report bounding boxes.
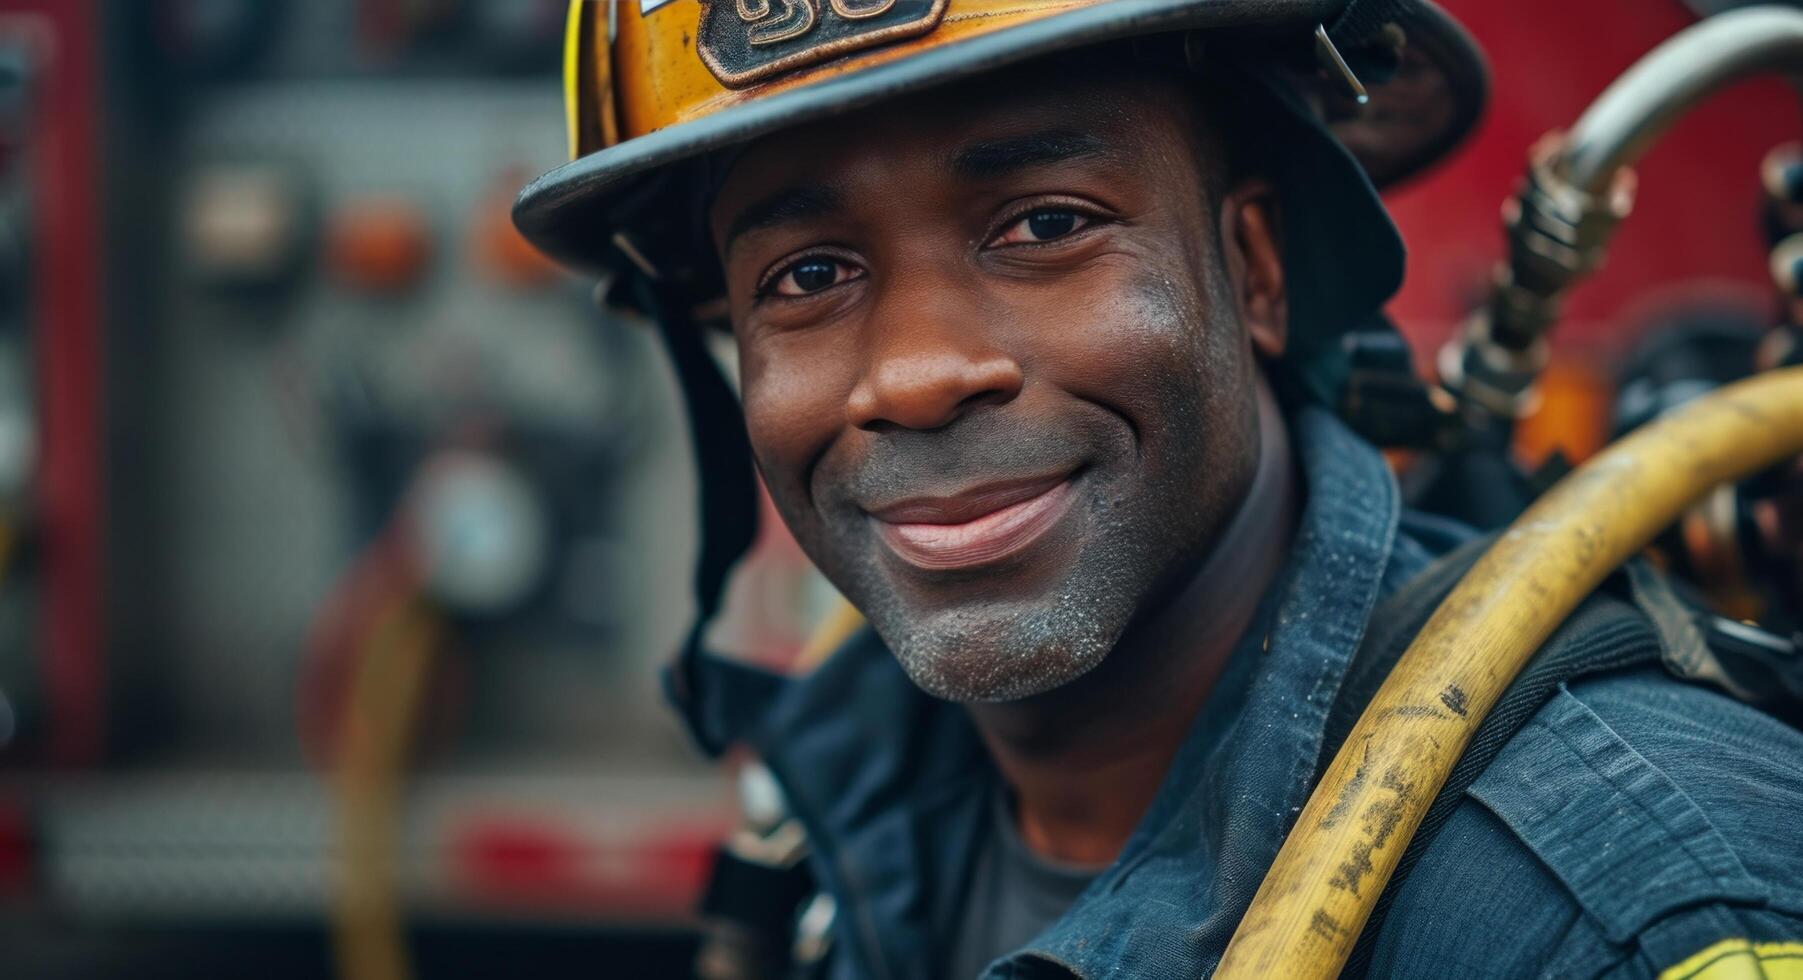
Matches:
[715,59,1283,715]
[712,60,1304,899]
[515,2,1803,978]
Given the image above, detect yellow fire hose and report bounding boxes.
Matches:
[1216,365,1803,978]
[333,596,441,980]
[323,369,1801,980]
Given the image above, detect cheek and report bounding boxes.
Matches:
[738,335,851,508]
[1042,257,1236,439]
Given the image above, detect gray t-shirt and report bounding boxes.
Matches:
[945,793,1106,979]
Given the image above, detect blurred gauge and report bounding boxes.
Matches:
[325,195,434,295]
[180,163,313,297]
[409,452,549,616]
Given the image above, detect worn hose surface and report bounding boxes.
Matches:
[1217,366,1803,979]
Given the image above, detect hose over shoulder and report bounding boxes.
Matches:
[1217,366,1803,979]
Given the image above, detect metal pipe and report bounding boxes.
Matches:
[1439,6,1803,422]
[1562,6,1803,197]
[1217,365,1803,980]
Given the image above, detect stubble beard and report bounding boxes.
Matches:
[863,286,1239,703]
[850,497,1146,703]
[814,268,1244,704]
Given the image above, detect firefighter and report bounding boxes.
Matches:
[514,2,1803,977]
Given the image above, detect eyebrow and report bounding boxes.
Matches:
[722,184,845,256]
[719,129,1109,255]
[948,129,1111,181]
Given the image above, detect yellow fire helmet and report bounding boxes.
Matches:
[513,0,1486,295]
[509,1,1488,744]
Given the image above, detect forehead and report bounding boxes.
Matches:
[710,59,1199,220]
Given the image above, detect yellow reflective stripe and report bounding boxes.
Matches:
[562,0,584,160]
[1660,939,1803,980]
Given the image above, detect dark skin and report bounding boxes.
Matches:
[711,60,1298,864]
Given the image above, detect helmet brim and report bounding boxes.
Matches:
[513,0,1487,277]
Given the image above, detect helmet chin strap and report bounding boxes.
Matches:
[645,282,777,755]
[654,288,759,618]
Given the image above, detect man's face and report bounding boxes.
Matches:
[710,62,1274,702]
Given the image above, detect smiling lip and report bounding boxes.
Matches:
[869,473,1078,571]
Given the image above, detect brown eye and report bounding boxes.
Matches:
[990,209,1089,247]
[769,257,858,297]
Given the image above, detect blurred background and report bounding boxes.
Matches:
[0,0,1793,977]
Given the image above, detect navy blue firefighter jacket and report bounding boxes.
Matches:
[668,404,1803,980]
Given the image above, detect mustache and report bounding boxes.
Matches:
[832,411,1089,508]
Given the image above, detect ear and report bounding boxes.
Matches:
[1218,178,1287,361]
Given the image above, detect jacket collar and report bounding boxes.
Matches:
[667,405,1403,979]
[1010,405,1401,978]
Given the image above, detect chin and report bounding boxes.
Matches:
[831,483,1172,703]
[871,584,1132,703]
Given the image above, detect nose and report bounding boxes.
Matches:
[845,302,1024,431]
